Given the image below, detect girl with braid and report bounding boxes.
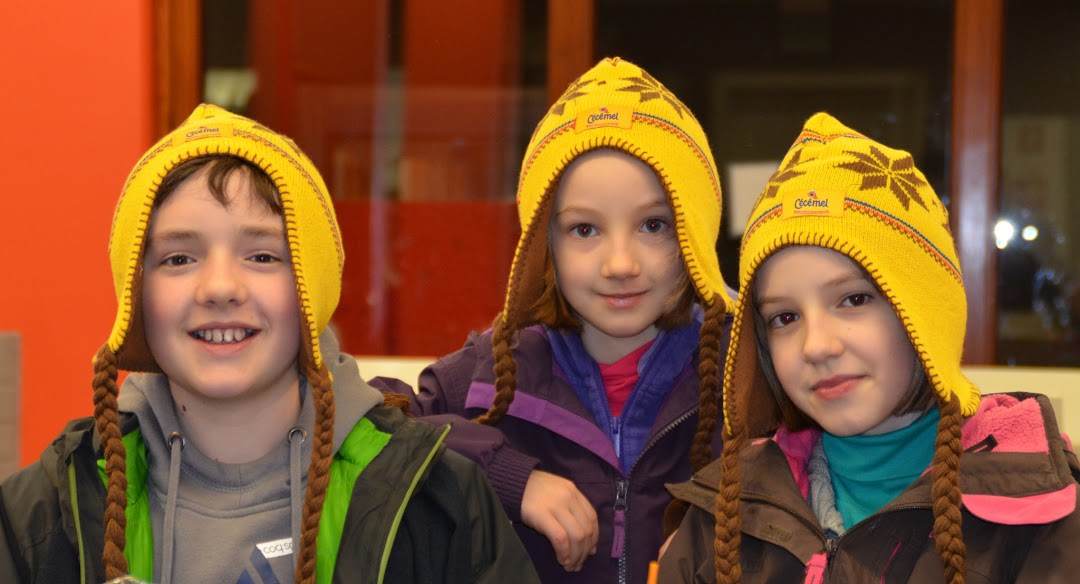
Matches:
[0,105,535,584]
[659,113,1080,583]
[391,58,735,584]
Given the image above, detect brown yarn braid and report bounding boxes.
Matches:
[662,298,727,536]
[690,298,726,473]
[382,392,412,415]
[931,394,966,584]
[92,344,129,580]
[714,425,745,584]
[294,358,336,584]
[476,313,517,426]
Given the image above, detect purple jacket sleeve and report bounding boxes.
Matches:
[368,335,541,522]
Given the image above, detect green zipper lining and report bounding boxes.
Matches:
[377,424,450,583]
[67,459,87,584]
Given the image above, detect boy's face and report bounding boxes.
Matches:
[141,169,301,408]
[550,149,682,363]
[754,246,918,436]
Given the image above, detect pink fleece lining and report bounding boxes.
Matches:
[961,394,1048,453]
[958,394,1075,524]
[773,426,820,500]
[963,483,1076,525]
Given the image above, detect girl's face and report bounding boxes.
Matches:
[550,149,683,364]
[755,246,920,436]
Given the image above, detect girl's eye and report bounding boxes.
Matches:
[842,293,872,307]
[572,224,597,238]
[768,312,798,328]
[641,218,669,234]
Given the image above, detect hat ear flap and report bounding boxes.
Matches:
[114,267,161,372]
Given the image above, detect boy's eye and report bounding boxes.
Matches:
[249,253,281,264]
[572,224,597,238]
[842,293,872,307]
[641,218,669,234]
[768,312,798,328]
[162,254,193,267]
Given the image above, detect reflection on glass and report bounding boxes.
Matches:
[998,2,1080,366]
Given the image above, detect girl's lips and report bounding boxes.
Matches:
[812,376,862,400]
[601,292,645,308]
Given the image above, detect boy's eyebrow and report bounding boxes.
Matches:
[238,225,286,239]
[756,271,868,307]
[145,225,286,246]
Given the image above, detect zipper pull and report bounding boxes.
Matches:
[610,416,622,459]
[611,479,628,559]
[803,552,827,584]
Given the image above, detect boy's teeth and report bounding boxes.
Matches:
[195,328,250,344]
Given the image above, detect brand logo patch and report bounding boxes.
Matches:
[173,124,234,145]
[256,537,293,559]
[783,189,845,219]
[575,105,633,133]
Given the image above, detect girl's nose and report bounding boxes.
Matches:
[801,315,842,364]
[600,237,641,279]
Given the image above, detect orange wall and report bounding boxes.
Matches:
[0,3,153,465]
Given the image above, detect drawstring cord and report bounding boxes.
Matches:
[288,427,307,567]
[161,431,185,584]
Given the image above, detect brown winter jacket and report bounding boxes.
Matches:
[660,393,1080,583]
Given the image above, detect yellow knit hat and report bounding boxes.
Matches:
[725,112,980,438]
[505,56,733,329]
[105,103,343,372]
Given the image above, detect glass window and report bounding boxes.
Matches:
[595,0,953,291]
[997,0,1080,366]
[200,0,956,357]
[201,0,546,357]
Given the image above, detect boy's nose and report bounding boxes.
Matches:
[600,238,641,279]
[195,256,247,306]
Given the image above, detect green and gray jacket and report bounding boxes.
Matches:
[0,340,536,584]
[0,408,535,584]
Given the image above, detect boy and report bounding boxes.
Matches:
[0,104,536,584]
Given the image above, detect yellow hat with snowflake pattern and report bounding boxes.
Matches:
[504,57,734,329]
[105,104,343,372]
[724,112,979,438]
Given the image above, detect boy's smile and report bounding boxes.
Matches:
[141,168,301,413]
[550,149,682,364]
[755,246,919,436]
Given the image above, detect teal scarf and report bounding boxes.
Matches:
[822,407,939,529]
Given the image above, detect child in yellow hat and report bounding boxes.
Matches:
[659,113,1080,583]
[0,105,537,584]
[393,57,736,584]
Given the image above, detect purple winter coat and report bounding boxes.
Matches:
[398,320,731,584]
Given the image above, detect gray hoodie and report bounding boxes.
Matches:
[117,330,382,584]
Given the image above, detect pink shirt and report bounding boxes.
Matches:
[598,340,654,417]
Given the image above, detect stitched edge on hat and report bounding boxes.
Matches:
[742,200,961,285]
[111,132,338,369]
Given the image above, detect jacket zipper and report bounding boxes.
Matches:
[67,458,87,584]
[633,408,697,470]
[614,479,629,584]
[613,407,696,584]
[611,416,622,460]
[743,494,934,580]
[378,425,451,584]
